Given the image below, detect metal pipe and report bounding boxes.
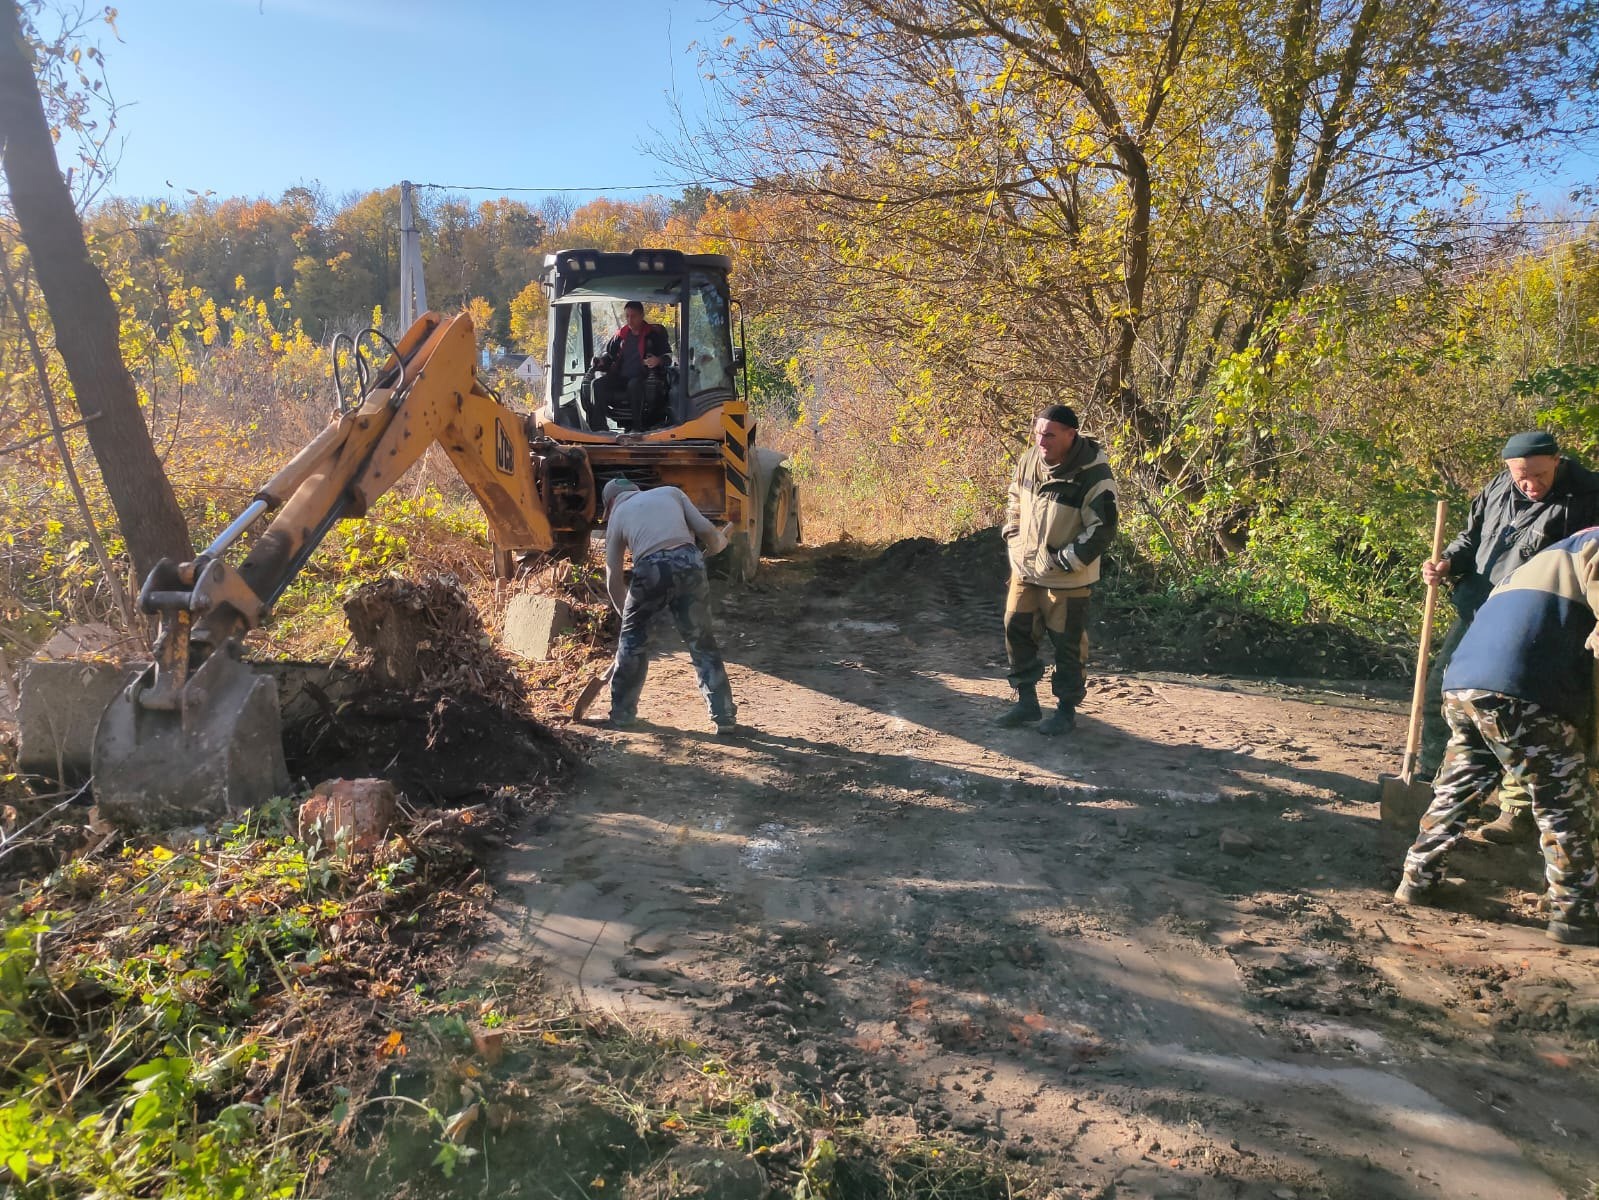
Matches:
[204,498,270,559]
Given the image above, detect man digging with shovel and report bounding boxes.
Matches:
[1419,431,1599,842]
[1394,528,1599,945]
[599,478,738,735]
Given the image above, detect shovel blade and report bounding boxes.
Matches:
[570,672,607,720]
[1379,772,1435,858]
[93,652,290,829]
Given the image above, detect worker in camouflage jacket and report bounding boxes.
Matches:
[1396,527,1599,945]
[1420,430,1599,842]
[996,405,1119,736]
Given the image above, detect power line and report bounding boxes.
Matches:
[411,179,729,195]
[1443,216,1596,228]
[414,180,1591,225]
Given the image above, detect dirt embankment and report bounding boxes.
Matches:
[856,528,1409,680]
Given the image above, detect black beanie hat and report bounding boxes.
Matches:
[1039,404,1079,428]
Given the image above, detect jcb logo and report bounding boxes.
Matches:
[494,419,514,475]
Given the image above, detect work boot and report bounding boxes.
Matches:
[994,686,1042,728]
[1037,704,1076,736]
[1479,805,1535,845]
[1547,919,1599,946]
[1393,876,1443,906]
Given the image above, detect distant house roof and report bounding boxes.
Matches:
[495,353,528,369]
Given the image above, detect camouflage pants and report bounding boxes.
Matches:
[1004,577,1092,708]
[1402,689,1597,926]
[610,546,735,725]
[1421,617,1528,809]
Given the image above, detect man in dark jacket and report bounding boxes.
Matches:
[1419,431,1599,841]
[995,404,1119,736]
[585,300,673,432]
[1395,527,1599,945]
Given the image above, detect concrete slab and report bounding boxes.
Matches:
[17,659,141,783]
[501,593,574,661]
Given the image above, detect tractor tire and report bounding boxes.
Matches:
[761,465,801,556]
[723,518,762,583]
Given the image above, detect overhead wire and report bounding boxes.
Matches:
[409,179,736,194]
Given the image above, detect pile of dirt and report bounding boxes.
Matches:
[1098,578,1411,678]
[344,575,531,711]
[834,527,1409,679]
[283,574,582,808]
[282,687,576,812]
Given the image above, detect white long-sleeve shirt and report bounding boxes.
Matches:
[604,486,728,612]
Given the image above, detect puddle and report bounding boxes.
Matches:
[829,619,901,634]
[1289,1019,1391,1057]
[741,822,800,872]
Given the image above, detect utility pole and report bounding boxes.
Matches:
[398,180,427,329]
[809,328,825,447]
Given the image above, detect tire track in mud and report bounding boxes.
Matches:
[479,549,1599,1200]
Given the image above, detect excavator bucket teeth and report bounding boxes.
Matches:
[92,652,290,829]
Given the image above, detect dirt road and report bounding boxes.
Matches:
[479,541,1599,1200]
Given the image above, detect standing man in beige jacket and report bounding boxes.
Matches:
[996,405,1120,735]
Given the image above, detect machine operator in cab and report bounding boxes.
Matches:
[586,300,673,432]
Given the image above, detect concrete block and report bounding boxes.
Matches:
[501,593,574,661]
[17,659,142,783]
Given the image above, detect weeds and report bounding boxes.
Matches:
[332,994,1029,1200]
[0,797,502,1198]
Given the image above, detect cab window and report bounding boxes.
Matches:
[684,275,733,399]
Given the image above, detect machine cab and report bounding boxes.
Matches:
[539,248,740,435]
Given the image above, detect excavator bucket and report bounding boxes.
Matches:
[92,651,290,829]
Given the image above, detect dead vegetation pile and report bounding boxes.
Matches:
[278,573,584,810]
[841,528,1410,680]
[343,574,532,708]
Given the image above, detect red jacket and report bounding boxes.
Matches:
[603,322,671,378]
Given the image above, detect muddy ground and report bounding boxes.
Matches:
[477,536,1599,1200]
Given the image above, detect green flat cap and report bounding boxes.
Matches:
[1501,430,1559,459]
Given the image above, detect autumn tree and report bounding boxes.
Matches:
[0,0,189,582]
[687,0,1599,549]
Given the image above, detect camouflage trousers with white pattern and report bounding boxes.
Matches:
[1402,689,1597,928]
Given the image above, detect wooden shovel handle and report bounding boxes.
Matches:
[1401,500,1449,782]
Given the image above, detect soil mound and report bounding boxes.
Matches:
[343,574,528,710]
[837,527,1408,680]
[282,688,575,809]
[286,574,580,808]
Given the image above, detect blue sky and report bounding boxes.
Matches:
[53,0,1595,214]
[85,0,729,204]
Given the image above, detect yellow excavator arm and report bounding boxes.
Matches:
[176,311,575,651]
[88,310,595,826]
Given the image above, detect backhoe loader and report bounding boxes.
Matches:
[532,248,800,580]
[17,249,798,827]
